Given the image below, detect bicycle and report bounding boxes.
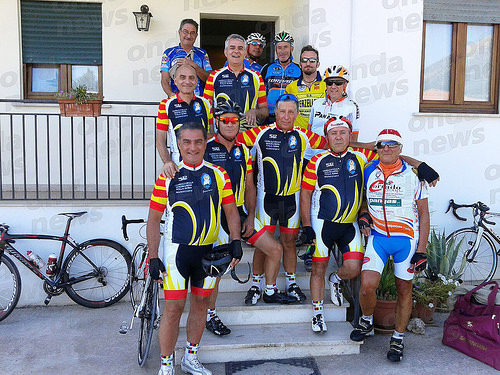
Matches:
[0,211,132,322]
[120,215,162,367]
[446,199,500,285]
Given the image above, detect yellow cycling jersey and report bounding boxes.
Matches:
[285,74,326,129]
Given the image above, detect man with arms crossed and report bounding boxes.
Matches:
[147,122,242,375]
[350,129,430,363]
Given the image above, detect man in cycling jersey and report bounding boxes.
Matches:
[160,19,212,97]
[245,33,266,72]
[260,31,301,124]
[156,64,213,178]
[203,34,268,129]
[350,129,430,363]
[204,99,285,331]
[147,122,242,375]
[285,45,325,130]
[237,93,327,304]
[301,117,377,333]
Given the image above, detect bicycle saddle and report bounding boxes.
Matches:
[58,211,87,218]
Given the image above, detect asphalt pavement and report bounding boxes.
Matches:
[0,301,498,375]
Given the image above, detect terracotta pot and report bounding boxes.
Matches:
[374,299,397,330]
[412,302,436,324]
[58,99,102,117]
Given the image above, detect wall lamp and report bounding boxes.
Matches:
[133,5,153,31]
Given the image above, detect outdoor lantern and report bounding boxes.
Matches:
[133,5,153,31]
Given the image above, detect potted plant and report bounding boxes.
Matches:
[56,85,103,117]
[374,258,398,332]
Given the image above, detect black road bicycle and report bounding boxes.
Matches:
[0,211,132,322]
[446,199,500,285]
[120,215,162,367]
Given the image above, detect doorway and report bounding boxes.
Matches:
[200,18,275,70]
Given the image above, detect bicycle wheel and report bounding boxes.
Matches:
[446,228,497,285]
[63,239,132,308]
[138,278,158,366]
[130,243,148,309]
[0,255,21,322]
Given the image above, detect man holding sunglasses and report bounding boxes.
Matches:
[351,129,430,363]
[203,99,285,332]
[237,93,328,304]
[160,19,212,97]
[285,45,326,130]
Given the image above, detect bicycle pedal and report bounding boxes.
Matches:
[119,321,128,334]
[44,295,52,305]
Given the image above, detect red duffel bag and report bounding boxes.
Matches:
[442,281,500,370]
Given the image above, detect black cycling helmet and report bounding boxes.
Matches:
[202,244,232,277]
[214,99,244,118]
[201,244,251,283]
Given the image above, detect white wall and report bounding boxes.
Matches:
[312,0,500,234]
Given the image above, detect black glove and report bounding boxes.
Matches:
[417,162,439,184]
[149,258,165,280]
[230,239,243,261]
[357,212,373,231]
[303,226,316,244]
[410,252,427,272]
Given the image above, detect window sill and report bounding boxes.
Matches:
[11,102,112,109]
[412,112,500,118]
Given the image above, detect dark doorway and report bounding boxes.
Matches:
[200,18,275,70]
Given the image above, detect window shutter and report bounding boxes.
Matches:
[21,1,102,65]
[423,0,500,24]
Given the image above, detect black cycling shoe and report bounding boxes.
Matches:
[287,283,306,302]
[263,290,297,304]
[387,337,404,362]
[244,286,261,305]
[350,317,374,341]
[304,252,313,272]
[206,316,231,336]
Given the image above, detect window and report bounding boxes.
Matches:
[21,1,103,100]
[420,1,500,113]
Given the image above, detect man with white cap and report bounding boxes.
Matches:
[350,128,430,363]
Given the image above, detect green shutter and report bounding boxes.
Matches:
[21,1,102,65]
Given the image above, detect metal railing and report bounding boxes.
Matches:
[0,109,161,200]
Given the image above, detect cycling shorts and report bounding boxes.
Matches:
[252,191,300,241]
[311,220,363,262]
[162,241,216,300]
[362,232,417,281]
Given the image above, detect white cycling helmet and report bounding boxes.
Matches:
[274,31,294,47]
[323,65,350,82]
[246,32,266,48]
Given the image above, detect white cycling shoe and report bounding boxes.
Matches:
[328,272,344,306]
[158,365,175,375]
[181,355,212,375]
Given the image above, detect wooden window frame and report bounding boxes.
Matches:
[420,22,500,114]
[23,64,103,100]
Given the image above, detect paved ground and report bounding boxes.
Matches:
[1,301,498,375]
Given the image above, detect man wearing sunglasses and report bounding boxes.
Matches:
[204,34,268,129]
[284,45,326,130]
[203,99,286,332]
[156,64,213,179]
[260,31,301,125]
[237,93,328,304]
[351,129,430,364]
[245,33,266,72]
[160,19,212,97]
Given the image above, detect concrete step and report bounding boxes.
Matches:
[178,291,349,327]
[174,321,361,364]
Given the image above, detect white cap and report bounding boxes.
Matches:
[323,117,352,135]
[376,129,403,144]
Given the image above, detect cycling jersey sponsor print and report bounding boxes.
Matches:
[347,159,356,175]
[369,179,402,193]
[288,135,297,150]
[368,198,402,207]
[233,148,242,160]
[201,173,212,189]
[241,75,250,86]
[193,102,202,114]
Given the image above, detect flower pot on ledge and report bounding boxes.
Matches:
[58,99,103,117]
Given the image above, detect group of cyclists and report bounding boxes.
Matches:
[149,18,440,375]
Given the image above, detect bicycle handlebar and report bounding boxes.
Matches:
[446,199,494,224]
[121,215,145,241]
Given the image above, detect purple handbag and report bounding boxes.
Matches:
[442,281,500,370]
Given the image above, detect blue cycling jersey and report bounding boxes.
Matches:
[260,59,301,115]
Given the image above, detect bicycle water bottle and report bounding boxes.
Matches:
[46,254,57,275]
[27,250,45,269]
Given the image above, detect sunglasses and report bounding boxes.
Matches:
[276,93,298,102]
[218,116,239,125]
[376,141,401,149]
[249,41,264,48]
[325,80,345,87]
[300,57,318,63]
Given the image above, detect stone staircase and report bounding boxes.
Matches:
[174,243,361,363]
